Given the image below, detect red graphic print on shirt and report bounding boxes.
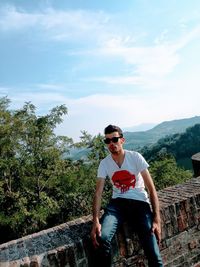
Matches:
[111,170,136,193]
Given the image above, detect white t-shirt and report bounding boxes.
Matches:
[97,150,150,203]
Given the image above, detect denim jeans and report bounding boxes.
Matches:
[95,198,163,267]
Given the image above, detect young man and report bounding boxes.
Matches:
[91,125,163,267]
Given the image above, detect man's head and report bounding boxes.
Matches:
[104,124,123,137]
[104,124,125,154]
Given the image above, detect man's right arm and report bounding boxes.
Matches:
[91,178,105,248]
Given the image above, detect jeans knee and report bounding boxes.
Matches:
[97,235,111,254]
[100,231,110,241]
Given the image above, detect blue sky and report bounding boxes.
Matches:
[0,0,200,140]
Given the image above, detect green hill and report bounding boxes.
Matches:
[69,116,200,161]
[141,123,200,170]
[124,116,200,150]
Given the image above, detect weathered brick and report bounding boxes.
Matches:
[177,215,187,231]
[57,246,67,267]
[1,176,200,267]
[30,260,39,267]
[188,240,197,250]
[67,246,77,267]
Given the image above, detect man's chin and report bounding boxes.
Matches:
[110,148,118,154]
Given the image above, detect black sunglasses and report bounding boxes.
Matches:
[104,136,122,144]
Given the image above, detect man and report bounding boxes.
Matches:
[91,125,163,267]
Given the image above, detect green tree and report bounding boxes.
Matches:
[141,124,200,167]
[0,97,72,242]
[73,132,111,210]
[149,155,192,190]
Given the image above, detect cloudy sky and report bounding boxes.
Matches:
[0,0,200,141]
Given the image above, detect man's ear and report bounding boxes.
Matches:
[121,137,125,144]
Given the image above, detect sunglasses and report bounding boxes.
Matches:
[104,136,122,144]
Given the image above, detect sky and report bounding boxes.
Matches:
[0,0,200,141]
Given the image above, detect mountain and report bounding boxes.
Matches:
[123,123,156,132]
[141,123,200,170]
[124,116,200,150]
[68,116,200,160]
[67,147,89,160]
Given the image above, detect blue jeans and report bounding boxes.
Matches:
[96,198,163,267]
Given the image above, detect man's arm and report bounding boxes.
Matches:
[141,169,161,244]
[91,178,105,248]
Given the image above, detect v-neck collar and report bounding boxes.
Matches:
[110,150,126,168]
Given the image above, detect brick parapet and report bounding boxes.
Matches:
[0,177,200,267]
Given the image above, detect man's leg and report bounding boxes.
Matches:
[127,200,163,267]
[130,201,163,267]
[95,199,123,267]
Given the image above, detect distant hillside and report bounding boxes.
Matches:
[68,116,200,160]
[68,147,89,160]
[123,123,156,132]
[141,123,200,170]
[124,116,200,150]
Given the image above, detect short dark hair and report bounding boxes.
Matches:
[104,124,123,137]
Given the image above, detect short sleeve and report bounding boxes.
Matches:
[135,152,149,173]
[97,160,107,179]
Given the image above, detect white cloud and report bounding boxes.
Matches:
[8,91,67,113]
[0,5,40,31]
[82,23,200,88]
[82,43,180,88]
[101,39,182,78]
[0,5,110,44]
[3,77,200,141]
[1,4,199,91]
[0,86,9,95]
[87,76,143,85]
[55,84,200,140]
[36,83,65,91]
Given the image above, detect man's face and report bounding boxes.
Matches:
[104,131,125,154]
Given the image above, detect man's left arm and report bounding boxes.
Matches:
[141,168,161,244]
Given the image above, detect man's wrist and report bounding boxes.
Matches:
[92,217,100,224]
[153,212,161,222]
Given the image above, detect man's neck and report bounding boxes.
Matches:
[111,149,125,167]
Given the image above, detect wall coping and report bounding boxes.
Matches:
[192,153,200,161]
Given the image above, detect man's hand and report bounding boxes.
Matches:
[152,218,161,245]
[91,221,101,248]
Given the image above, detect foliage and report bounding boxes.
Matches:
[141,124,200,168]
[73,131,111,208]
[149,155,192,190]
[70,118,200,161]
[124,116,200,150]
[0,97,72,242]
[0,97,110,243]
[75,131,108,163]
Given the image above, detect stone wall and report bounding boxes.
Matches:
[1,157,200,267]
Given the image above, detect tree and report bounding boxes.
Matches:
[141,124,200,167]
[73,132,111,210]
[0,97,72,242]
[149,155,192,190]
